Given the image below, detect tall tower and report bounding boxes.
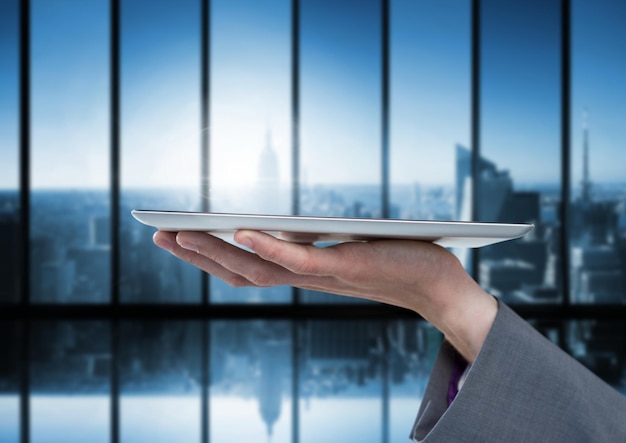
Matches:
[581,108,592,204]
[256,128,282,214]
[258,129,279,186]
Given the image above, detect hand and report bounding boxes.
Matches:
[153,230,497,363]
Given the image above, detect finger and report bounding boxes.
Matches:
[175,231,303,287]
[233,230,353,278]
[153,231,254,287]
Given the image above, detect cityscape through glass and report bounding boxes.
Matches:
[119,0,202,304]
[570,0,626,304]
[0,0,20,304]
[478,0,563,304]
[1,0,625,441]
[29,0,111,304]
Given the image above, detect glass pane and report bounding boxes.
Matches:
[0,322,20,443]
[570,0,626,304]
[567,320,626,396]
[210,321,293,441]
[0,0,20,304]
[478,0,562,304]
[300,0,382,304]
[30,0,110,303]
[388,321,442,443]
[390,0,472,268]
[210,0,292,304]
[299,320,384,442]
[120,321,201,442]
[30,322,110,443]
[120,0,202,303]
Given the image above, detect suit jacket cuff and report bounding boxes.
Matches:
[409,299,626,442]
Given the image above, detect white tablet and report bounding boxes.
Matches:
[131,210,533,249]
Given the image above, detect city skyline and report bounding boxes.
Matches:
[1,0,626,189]
[1,0,625,440]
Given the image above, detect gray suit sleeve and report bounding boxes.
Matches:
[410,300,626,442]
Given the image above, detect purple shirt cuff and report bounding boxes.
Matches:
[447,353,468,406]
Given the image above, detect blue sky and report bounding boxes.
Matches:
[0,0,19,190]
[481,0,562,184]
[0,0,624,190]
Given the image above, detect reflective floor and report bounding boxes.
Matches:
[1,318,625,442]
[0,320,440,443]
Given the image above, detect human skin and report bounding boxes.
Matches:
[153,230,497,364]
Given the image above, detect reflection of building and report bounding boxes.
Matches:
[257,338,288,438]
[300,321,381,399]
[386,321,431,385]
[568,320,626,386]
[0,323,20,388]
[67,246,109,302]
[0,212,20,302]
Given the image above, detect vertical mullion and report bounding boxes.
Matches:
[20,0,30,311]
[291,0,300,220]
[19,0,31,441]
[110,0,120,441]
[201,0,210,218]
[291,2,301,441]
[381,0,390,219]
[560,0,571,307]
[20,321,29,443]
[111,319,119,443]
[381,0,390,437]
[202,321,209,443]
[381,321,390,443]
[201,2,211,442]
[201,0,211,305]
[110,1,120,307]
[471,0,481,280]
[291,321,300,443]
[291,0,300,310]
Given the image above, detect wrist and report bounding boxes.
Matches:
[445,292,497,363]
[420,261,498,364]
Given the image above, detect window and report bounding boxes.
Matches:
[6,0,626,441]
[210,0,293,304]
[0,322,19,443]
[30,0,111,304]
[478,0,563,304]
[0,0,20,304]
[299,0,382,304]
[120,321,201,442]
[570,0,626,305]
[390,0,472,267]
[120,0,202,304]
[30,322,110,443]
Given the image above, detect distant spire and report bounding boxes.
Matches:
[265,125,272,150]
[581,108,592,203]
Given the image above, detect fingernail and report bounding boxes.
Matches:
[237,236,254,249]
[177,237,198,252]
[154,236,173,252]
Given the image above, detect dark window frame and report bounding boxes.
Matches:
[5,1,625,443]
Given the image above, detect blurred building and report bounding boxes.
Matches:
[0,211,20,302]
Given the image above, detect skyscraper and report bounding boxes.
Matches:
[256,129,284,215]
[571,109,625,303]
